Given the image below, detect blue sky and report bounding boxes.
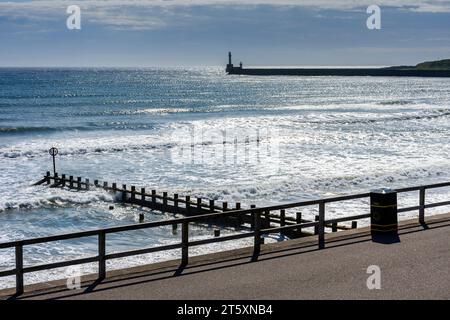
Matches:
[1,0,450,67]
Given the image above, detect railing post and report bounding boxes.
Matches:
[222,202,228,212]
[61,174,66,187]
[85,178,90,190]
[69,176,74,188]
[250,205,256,229]
[15,244,24,295]
[77,177,81,190]
[98,231,106,280]
[280,209,286,227]
[253,210,262,255]
[419,187,426,224]
[209,199,215,213]
[182,222,189,265]
[103,181,108,190]
[318,202,325,249]
[141,188,146,202]
[46,171,51,184]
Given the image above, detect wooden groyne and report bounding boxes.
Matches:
[34,171,357,238]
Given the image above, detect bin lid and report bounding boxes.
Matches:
[370,187,396,194]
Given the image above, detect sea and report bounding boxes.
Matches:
[1,67,450,288]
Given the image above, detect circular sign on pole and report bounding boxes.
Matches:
[49,147,59,176]
[49,147,59,157]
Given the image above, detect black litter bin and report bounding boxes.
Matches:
[370,188,398,235]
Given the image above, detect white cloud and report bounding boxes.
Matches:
[1,0,450,31]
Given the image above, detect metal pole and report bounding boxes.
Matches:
[52,155,56,176]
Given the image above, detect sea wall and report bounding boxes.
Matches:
[228,67,450,77]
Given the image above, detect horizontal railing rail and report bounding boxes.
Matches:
[3,175,450,296]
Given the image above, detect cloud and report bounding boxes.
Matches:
[1,0,450,31]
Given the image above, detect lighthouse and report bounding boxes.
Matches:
[226,52,233,73]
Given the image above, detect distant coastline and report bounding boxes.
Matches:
[226,54,450,77]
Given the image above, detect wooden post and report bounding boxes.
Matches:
[419,187,426,224]
[214,229,220,237]
[280,209,286,227]
[351,221,357,229]
[253,210,262,255]
[46,171,51,184]
[103,182,108,190]
[222,202,228,212]
[139,213,144,222]
[151,190,156,204]
[163,192,168,206]
[185,196,191,214]
[236,203,242,226]
[296,212,302,236]
[85,179,90,190]
[141,188,146,202]
[197,198,202,211]
[318,202,325,249]
[332,222,338,232]
[77,177,82,190]
[98,231,106,280]
[69,176,74,188]
[174,194,179,209]
[209,200,215,213]
[172,223,178,235]
[181,222,189,265]
[15,244,24,295]
[94,180,99,187]
[131,186,136,201]
[122,185,127,202]
[112,183,117,192]
[264,210,270,229]
[61,174,66,187]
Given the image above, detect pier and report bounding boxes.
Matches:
[226,52,450,77]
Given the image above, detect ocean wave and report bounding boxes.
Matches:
[295,108,450,126]
[0,192,114,213]
[0,126,65,134]
[0,122,159,136]
[377,100,413,105]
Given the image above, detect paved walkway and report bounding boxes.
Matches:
[6,215,450,300]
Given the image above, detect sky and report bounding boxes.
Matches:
[1,0,450,67]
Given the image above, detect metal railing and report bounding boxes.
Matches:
[2,180,450,296]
